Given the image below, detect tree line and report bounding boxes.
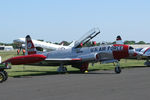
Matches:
[0,40,149,49]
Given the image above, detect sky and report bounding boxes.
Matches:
[0,0,150,43]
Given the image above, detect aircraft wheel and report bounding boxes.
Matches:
[2,71,8,81]
[57,67,67,73]
[144,61,150,67]
[63,67,67,72]
[115,67,121,74]
[80,68,87,73]
[0,72,5,83]
[80,69,85,73]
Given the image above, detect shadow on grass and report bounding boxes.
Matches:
[122,66,148,69]
[12,68,114,78]
[12,66,149,78]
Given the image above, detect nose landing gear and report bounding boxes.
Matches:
[114,61,121,74]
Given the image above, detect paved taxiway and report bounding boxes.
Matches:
[0,67,150,100]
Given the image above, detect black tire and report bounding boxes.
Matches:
[3,71,8,81]
[62,67,67,72]
[115,67,121,74]
[0,72,5,83]
[80,69,86,73]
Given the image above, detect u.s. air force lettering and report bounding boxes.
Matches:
[90,46,123,52]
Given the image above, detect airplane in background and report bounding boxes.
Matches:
[133,47,150,66]
[13,28,100,51]
[115,35,150,66]
[13,37,72,51]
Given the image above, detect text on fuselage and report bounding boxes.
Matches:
[90,46,124,52]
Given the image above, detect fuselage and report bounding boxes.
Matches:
[40,44,135,65]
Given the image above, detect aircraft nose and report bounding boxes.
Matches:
[130,50,143,57]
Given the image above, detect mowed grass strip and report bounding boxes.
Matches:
[0,51,146,77]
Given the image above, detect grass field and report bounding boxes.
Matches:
[0,50,146,77]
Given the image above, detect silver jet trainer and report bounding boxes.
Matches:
[24,34,137,74]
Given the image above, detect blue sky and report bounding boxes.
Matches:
[0,0,150,43]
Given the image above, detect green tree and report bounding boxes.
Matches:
[60,41,70,46]
[124,40,135,44]
[137,41,145,44]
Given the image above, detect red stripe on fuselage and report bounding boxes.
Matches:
[72,58,82,61]
[113,44,129,60]
[144,48,150,54]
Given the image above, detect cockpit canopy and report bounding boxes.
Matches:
[129,46,134,50]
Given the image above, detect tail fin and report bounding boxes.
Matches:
[25,35,37,55]
[116,35,124,44]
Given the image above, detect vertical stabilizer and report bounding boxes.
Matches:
[116,35,124,44]
[25,35,37,55]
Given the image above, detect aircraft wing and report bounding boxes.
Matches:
[44,52,100,63]
[44,58,82,65]
[45,58,82,61]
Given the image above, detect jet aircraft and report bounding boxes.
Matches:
[0,33,138,83]
[22,35,137,73]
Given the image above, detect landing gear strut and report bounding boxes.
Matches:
[57,64,67,73]
[114,61,121,74]
[80,63,89,73]
[144,59,150,67]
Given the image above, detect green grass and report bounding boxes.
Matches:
[0,51,146,77]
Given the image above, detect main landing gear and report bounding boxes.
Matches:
[57,64,67,73]
[114,61,121,74]
[80,63,89,73]
[144,59,150,67]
